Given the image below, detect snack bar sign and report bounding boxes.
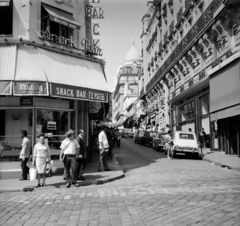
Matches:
[51,83,108,102]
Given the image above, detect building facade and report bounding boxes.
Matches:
[140,0,240,156]
[112,40,141,127]
[0,0,109,158]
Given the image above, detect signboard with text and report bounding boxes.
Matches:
[51,83,108,102]
[14,82,48,96]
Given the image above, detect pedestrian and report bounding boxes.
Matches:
[199,128,207,154]
[106,127,113,159]
[19,130,31,181]
[165,130,173,160]
[98,126,111,172]
[76,129,87,181]
[115,129,121,147]
[32,134,51,187]
[60,130,80,188]
[188,128,192,132]
[165,124,170,133]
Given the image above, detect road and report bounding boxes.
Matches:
[0,138,240,226]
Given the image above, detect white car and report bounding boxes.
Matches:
[170,131,199,158]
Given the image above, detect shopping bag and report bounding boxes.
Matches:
[45,163,52,177]
[29,167,37,181]
[50,160,57,173]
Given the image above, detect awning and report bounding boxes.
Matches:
[14,45,48,96]
[42,4,80,30]
[0,44,16,81]
[38,47,109,102]
[210,104,240,121]
[210,60,240,113]
[0,81,12,95]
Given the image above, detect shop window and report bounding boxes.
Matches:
[0,3,13,35]
[179,100,195,123]
[200,94,209,116]
[41,5,73,42]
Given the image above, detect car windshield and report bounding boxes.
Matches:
[179,133,194,140]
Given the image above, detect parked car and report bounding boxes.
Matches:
[152,132,166,151]
[134,129,145,143]
[139,131,158,147]
[122,128,134,138]
[169,131,199,158]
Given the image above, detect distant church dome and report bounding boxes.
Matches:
[124,39,141,66]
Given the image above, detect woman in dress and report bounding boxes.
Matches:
[32,134,50,187]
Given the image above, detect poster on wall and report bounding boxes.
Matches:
[14,81,48,96]
[36,125,42,137]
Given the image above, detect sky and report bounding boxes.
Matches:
[92,0,147,91]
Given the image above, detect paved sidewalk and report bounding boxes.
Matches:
[199,149,240,171]
[0,152,125,192]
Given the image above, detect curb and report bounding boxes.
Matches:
[0,172,125,192]
[202,157,240,171]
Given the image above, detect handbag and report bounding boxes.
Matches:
[60,141,72,161]
[29,167,37,181]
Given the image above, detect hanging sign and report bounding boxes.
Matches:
[47,121,56,130]
[86,7,104,19]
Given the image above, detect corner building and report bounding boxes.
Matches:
[141,0,240,157]
[0,0,109,159]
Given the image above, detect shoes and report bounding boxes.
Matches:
[42,183,47,187]
[167,156,171,160]
[98,169,102,172]
[36,184,41,188]
[19,178,27,181]
[72,183,80,187]
[66,183,71,188]
[105,169,112,171]
[78,176,85,181]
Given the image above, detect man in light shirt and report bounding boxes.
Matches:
[60,130,80,188]
[19,130,31,181]
[98,126,111,172]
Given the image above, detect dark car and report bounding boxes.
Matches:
[152,132,166,151]
[134,129,145,144]
[139,131,158,147]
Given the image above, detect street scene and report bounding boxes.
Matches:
[0,138,240,226]
[1,0,240,226]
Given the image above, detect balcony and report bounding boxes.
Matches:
[140,88,145,97]
[146,30,157,51]
[146,0,224,93]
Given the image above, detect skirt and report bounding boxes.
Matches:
[36,157,47,174]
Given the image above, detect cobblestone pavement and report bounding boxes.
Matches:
[0,139,240,226]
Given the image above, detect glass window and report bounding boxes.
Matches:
[0,5,13,35]
[200,94,209,115]
[179,133,194,140]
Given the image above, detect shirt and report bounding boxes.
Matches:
[60,138,79,155]
[20,137,31,158]
[98,131,109,149]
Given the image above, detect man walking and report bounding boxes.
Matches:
[60,130,80,188]
[19,130,31,181]
[98,126,111,172]
[76,129,87,181]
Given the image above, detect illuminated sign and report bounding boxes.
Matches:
[54,0,72,6]
[36,27,75,48]
[86,7,104,19]
[91,23,100,35]
[50,15,80,30]
[81,39,102,56]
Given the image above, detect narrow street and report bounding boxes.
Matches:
[0,138,240,226]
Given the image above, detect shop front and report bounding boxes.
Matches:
[0,43,109,160]
[170,78,211,147]
[209,58,240,157]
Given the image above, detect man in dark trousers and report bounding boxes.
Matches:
[19,130,31,181]
[76,129,87,181]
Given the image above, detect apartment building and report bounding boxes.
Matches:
[140,0,240,156]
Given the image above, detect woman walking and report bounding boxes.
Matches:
[32,134,51,187]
